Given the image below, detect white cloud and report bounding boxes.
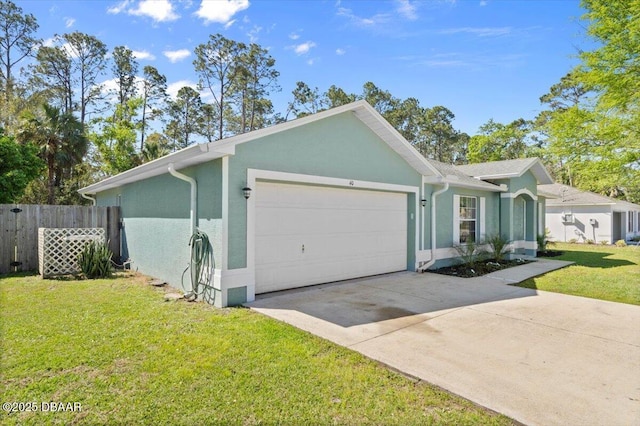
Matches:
[129,0,179,22]
[336,48,346,55]
[132,49,156,60]
[337,7,390,27]
[42,37,55,48]
[293,41,316,55]
[107,0,131,14]
[289,32,300,40]
[439,27,512,37]
[167,80,198,99]
[480,0,488,6]
[64,17,75,28]
[97,76,147,105]
[395,0,418,20]
[247,25,262,42]
[224,19,236,29]
[306,58,315,66]
[99,78,118,99]
[195,0,249,24]
[61,42,80,59]
[163,48,191,63]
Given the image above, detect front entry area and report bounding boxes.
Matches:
[254,181,408,293]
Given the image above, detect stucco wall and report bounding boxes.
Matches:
[96,160,223,292]
[546,205,613,243]
[506,171,537,195]
[227,111,422,269]
[435,188,500,249]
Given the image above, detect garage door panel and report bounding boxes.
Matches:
[257,251,407,294]
[255,181,408,294]
[255,235,302,264]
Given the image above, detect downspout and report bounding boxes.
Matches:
[418,182,449,272]
[168,163,197,234]
[168,163,198,298]
[81,193,96,206]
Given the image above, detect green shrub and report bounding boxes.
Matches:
[600,240,609,245]
[486,234,510,261]
[537,228,555,252]
[568,238,578,244]
[586,239,595,245]
[454,239,487,266]
[78,240,113,279]
[615,240,627,247]
[632,236,640,242]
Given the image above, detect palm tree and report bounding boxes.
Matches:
[18,103,87,204]
[140,132,170,162]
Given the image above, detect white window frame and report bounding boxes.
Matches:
[455,195,477,244]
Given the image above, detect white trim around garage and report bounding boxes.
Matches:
[244,168,420,302]
[222,156,230,271]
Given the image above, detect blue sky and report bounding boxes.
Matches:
[20,0,588,135]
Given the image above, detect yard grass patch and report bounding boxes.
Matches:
[518,243,640,305]
[1,273,513,425]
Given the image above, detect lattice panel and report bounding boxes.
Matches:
[38,228,105,278]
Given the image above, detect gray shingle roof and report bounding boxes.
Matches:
[456,158,554,184]
[538,183,640,208]
[425,159,504,191]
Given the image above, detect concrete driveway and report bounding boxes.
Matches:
[247,260,640,426]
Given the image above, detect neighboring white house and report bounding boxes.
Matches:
[538,183,640,244]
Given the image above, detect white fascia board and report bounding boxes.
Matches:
[546,201,615,206]
[448,181,505,192]
[80,99,444,195]
[354,102,442,177]
[470,159,553,184]
[79,103,366,195]
[531,160,554,184]
[423,176,445,184]
[472,172,521,180]
[422,175,503,192]
[79,145,233,194]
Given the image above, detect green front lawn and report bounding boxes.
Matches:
[0,273,512,425]
[518,243,640,305]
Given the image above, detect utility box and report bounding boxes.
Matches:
[38,228,105,278]
[590,218,598,226]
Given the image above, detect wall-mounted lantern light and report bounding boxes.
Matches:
[421,199,427,208]
[242,186,252,200]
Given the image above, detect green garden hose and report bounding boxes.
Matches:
[182,229,215,302]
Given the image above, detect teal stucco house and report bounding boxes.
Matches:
[80,101,553,307]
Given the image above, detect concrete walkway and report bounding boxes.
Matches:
[247,259,640,426]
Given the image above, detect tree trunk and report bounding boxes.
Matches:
[140,95,147,151]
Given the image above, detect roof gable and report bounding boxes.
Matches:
[80,100,440,194]
[425,159,504,192]
[456,158,554,184]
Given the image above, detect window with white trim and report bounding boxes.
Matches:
[459,196,477,243]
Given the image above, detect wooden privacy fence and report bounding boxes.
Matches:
[0,204,120,274]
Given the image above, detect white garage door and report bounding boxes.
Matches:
[255,181,408,294]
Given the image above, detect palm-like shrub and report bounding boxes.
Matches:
[78,240,113,279]
[454,239,487,266]
[486,234,510,261]
[537,228,555,253]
